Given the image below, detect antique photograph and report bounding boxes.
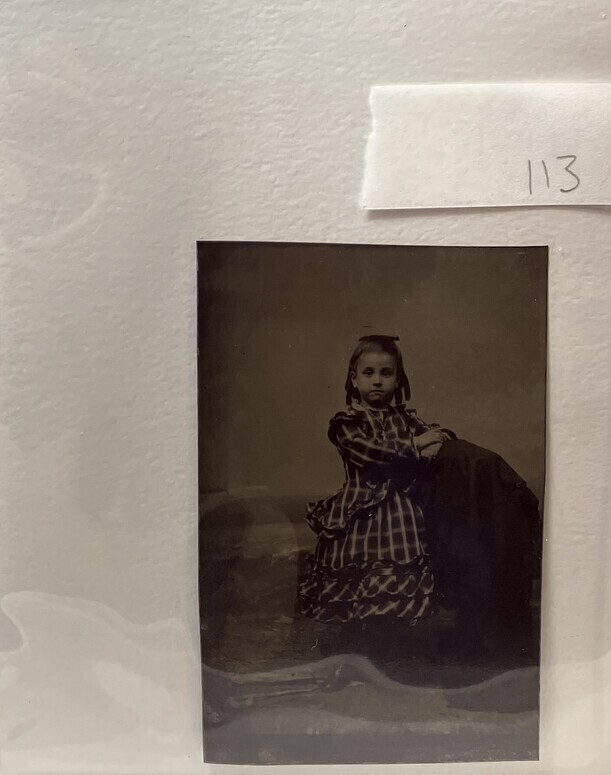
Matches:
[198,241,547,765]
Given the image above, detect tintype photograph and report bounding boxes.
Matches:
[198,241,547,765]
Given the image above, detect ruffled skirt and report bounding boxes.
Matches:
[298,554,435,624]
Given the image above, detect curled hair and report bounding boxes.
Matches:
[344,335,411,405]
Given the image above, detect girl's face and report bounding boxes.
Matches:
[351,350,398,408]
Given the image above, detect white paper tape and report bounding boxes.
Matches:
[361,83,611,210]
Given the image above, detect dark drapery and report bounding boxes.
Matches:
[415,439,543,648]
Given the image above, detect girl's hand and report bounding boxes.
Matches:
[420,441,443,460]
[414,428,449,451]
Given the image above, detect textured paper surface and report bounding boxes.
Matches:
[0,1,610,773]
[362,83,611,209]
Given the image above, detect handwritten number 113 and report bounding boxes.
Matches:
[527,155,580,195]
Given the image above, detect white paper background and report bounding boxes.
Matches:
[0,1,610,773]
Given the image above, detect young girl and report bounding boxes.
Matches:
[298,334,540,656]
[298,334,452,627]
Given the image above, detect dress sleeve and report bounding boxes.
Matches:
[413,415,457,440]
[332,419,420,468]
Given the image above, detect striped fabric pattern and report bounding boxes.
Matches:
[305,403,439,539]
[299,556,435,623]
[314,488,427,570]
[299,402,443,624]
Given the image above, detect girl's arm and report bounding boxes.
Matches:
[392,405,456,441]
[414,416,456,440]
[332,420,420,468]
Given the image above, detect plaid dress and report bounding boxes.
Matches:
[299,402,442,624]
